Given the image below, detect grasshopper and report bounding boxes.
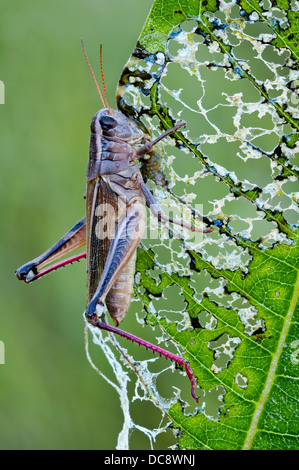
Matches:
[16,42,213,403]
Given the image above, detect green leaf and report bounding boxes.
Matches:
[118,0,299,450]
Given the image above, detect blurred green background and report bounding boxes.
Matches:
[0,0,289,451]
[0,0,175,450]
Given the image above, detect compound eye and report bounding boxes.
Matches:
[99,115,117,129]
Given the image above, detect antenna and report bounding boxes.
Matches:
[81,38,106,109]
[100,44,110,112]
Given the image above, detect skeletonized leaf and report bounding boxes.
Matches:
[115,0,299,450]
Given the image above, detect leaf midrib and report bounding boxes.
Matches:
[243,267,299,449]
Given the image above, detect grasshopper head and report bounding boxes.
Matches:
[81,41,144,147]
[92,108,144,145]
